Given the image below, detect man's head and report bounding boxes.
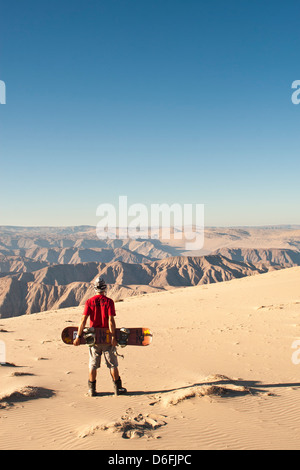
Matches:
[94,276,107,294]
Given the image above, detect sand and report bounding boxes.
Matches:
[1,266,300,450]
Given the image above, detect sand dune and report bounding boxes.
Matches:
[1,266,300,450]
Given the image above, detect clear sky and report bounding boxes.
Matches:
[0,0,299,227]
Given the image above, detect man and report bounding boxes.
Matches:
[73,277,127,397]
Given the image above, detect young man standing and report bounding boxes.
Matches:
[73,277,127,397]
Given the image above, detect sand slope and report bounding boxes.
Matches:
[1,267,300,450]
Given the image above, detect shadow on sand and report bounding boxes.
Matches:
[125,378,300,399]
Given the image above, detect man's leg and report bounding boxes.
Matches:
[106,350,127,396]
[89,369,97,382]
[110,367,119,382]
[88,368,97,395]
[88,346,101,396]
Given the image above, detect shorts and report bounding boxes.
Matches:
[89,343,118,371]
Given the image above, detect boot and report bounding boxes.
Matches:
[113,377,127,396]
[88,380,97,397]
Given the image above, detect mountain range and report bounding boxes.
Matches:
[0,225,300,318]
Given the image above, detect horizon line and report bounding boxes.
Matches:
[0,224,300,230]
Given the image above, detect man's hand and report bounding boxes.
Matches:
[109,316,118,347]
[73,314,88,346]
[73,336,81,346]
[111,335,117,347]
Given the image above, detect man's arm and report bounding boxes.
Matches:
[109,315,117,347]
[73,314,88,346]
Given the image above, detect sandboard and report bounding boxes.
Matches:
[61,326,153,347]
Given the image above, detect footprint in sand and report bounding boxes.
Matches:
[78,409,168,440]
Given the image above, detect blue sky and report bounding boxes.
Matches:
[0,0,299,226]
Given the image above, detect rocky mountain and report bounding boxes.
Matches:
[212,248,300,268]
[0,255,277,318]
[0,227,179,274]
[1,226,300,319]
